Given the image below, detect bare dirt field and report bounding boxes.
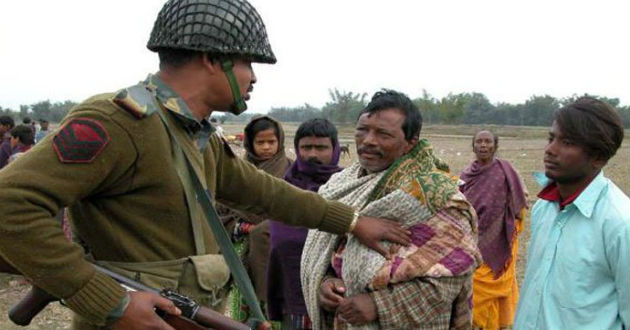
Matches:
[1,123,627,330]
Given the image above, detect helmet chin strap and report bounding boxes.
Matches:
[220,59,248,115]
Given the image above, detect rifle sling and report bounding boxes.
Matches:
[155,108,267,326]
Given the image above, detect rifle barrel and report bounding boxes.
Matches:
[91,264,159,294]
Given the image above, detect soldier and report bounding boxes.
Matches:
[0,1,410,330]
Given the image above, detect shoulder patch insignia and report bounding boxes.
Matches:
[113,85,159,119]
[53,118,110,163]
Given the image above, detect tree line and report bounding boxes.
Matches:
[218,89,630,128]
[3,90,629,128]
[0,100,78,123]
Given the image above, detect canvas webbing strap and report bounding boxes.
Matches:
[221,59,248,114]
[169,127,207,255]
[155,108,268,328]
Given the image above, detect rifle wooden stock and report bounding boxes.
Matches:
[9,286,59,326]
[0,256,251,330]
[0,256,19,274]
[194,307,252,330]
[162,314,208,330]
[0,257,60,326]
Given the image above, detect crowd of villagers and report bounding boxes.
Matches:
[3,93,627,330]
[212,110,528,330]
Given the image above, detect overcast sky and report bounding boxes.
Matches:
[1,0,628,113]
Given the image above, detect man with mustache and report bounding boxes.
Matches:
[301,90,482,330]
[0,1,411,329]
[267,118,343,330]
[514,97,629,330]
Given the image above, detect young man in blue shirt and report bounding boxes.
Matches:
[514,97,629,330]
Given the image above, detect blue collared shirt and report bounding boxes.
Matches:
[514,171,630,330]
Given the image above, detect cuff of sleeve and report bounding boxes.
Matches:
[319,201,354,234]
[105,292,131,326]
[369,289,393,326]
[64,271,127,326]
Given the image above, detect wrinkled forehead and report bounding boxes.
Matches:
[357,108,406,130]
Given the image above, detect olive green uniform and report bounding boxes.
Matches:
[0,74,353,327]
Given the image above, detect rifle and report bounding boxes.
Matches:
[0,257,250,330]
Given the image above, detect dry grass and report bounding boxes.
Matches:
[1,123,627,329]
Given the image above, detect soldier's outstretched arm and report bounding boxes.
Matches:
[0,109,135,326]
[211,137,411,255]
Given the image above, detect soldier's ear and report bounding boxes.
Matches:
[201,54,221,75]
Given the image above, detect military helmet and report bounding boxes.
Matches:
[147,0,276,64]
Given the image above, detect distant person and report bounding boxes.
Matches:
[8,125,35,163]
[301,90,482,330]
[459,130,528,330]
[0,115,14,140]
[0,115,15,168]
[35,119,51,143]
[210,117,225,138]
[514,97,629,330]
[217,115,293,322]
[267,118,343,330]
[22,116,37,136]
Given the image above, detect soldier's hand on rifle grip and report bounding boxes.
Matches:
[112,291,181,330]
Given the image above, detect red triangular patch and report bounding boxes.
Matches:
[53,118,110,163]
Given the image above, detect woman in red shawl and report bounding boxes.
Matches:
[459,130,528,330]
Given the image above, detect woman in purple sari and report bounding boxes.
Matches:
[459,130,528,330]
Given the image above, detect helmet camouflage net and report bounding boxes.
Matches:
[147,0,276,64]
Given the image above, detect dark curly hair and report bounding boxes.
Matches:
[294,118,338,148]
[10,125,34,145]
[358,89,422,141]
[554,97,624,162]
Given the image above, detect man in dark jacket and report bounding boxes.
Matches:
[267,118,343,330]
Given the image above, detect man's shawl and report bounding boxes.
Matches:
[301,139,482,330]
